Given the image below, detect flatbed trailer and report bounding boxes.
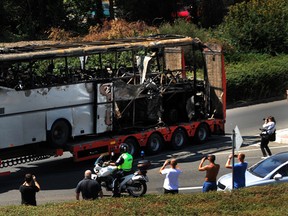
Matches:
[69,118,225,162]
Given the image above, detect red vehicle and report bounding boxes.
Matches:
[172,5,192,21]
[0,35,226,171]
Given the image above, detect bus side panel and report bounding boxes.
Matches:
[46,109,73,131]
[1,83,93,115]
[0,116,24,148]
[46,106,95,137]
[96,83,113,134]
[23,112,46,144]
[0,113,46,148]
[96,104,113,134]
[72,105,94,136]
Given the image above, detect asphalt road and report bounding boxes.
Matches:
[0,99,287,206]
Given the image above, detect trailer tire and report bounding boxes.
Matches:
[194,124,209,143]
[124,137,139,157]
[48,119,70,147]
[170,128,188,150]
[146,133,163,155]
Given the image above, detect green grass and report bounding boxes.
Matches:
[1,183,288,216]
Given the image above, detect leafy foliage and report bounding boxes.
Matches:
[226,54,288,103]
[0,0,65,41]
[83,19,158,40]
[115,0,176,25]
[159,19,209,41]
[219,0,288,53]
[198,0,226,28]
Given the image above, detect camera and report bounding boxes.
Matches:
[204,156,208,159]
[263,118,267,121]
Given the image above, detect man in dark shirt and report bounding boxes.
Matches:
[76,170,103,200]
[19,173,40,206]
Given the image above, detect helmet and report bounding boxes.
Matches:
[120,143,129,153]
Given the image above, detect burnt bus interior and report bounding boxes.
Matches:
[0,36,222,131]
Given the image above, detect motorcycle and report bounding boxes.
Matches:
[92,152,151,197]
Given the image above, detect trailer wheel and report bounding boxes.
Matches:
[124,138,139,157]
[194,124,209,143]
[146,133,163,155]
[48,119,70,147]
[170,128,188,150]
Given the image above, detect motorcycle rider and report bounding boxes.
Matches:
[109,143,133,197]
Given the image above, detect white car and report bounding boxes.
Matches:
[217,152,288,191]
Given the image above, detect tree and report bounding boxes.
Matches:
[220,0,288,53]
[0,1,8,40]
[115,0,176,25]
[0,0,65,41]
[198,0,225,28]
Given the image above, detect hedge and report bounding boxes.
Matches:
[226,54,288,104]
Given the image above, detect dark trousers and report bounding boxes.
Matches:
[164,188,178,194]
[112,170,131,196]
[260,137,272,157]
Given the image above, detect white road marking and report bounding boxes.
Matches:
[179,186,202,191]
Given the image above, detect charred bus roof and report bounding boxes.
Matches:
[0,35,205,62]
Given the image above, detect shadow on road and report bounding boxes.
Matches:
[0,134,260,194]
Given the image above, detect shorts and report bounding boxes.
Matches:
[202,181,217,192]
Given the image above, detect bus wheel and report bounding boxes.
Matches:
[146,133,163,155]
[170,128,188,150]
[165,108,178,123]
[49,120,70,147]
[124,137,139,157]
[194,124,209,143]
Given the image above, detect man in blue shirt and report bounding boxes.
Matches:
[225,153,248,189]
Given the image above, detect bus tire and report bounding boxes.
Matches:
[48,119,70,147]
[194,124,209,143]
[124,137,139,157]
[146,133,163,155]
[170,128,188,150]
[165,108,178,124]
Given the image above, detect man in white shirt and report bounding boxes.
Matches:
[159,158,182,194]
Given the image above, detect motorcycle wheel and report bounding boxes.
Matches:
[127,181,147,197]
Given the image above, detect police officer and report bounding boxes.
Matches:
[109,143,133,197]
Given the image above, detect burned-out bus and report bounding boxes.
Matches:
[0,35,226,166]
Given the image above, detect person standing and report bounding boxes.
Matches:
[76,170,103,200]
[198,154,220,192]
[260,116,276,158]
[159,158,182,194]
[19,173,40,206]
[225,153,248,189]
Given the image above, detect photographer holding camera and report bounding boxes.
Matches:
[159,158,182,194]
[198,154,220,192]
[19,173,40,206]
[260,116,276,159]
